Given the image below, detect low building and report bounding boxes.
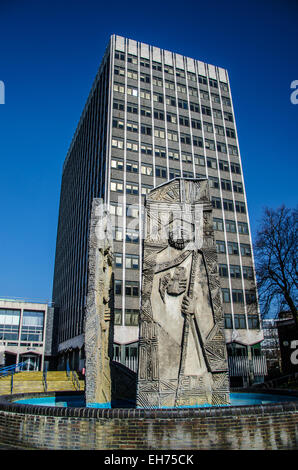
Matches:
[261,318,282,377]
[0,298,48,371]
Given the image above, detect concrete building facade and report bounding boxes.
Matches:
[52,35,265,384]
[0,299,48,371]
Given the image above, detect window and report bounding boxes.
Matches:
[217,142,227,153]
[176,69,185,78]
[141,106,151,117]
[115,52,125,61]
[153,92,163,103]
[127,55,138,64]
[232,289,244,303]
[234,314,246,329]
[230,265,241,279]
[127,69,138,80]
[243,266,254,280]
[127,121,138,133]
[168,149,179,160]
[127,103,138,114]
[167,130,178,142]
[224,111,233,122]
[215,124,224,136]
[209,176,219,189]
[200,90,209,101]
[209,78,218,88]
[212,197,222,210]
[180,134,191,145]
[125,281,139,297]
[0,309,20,341]
[219,160,229,172]
[222,288,230,303]
[126,141,138,152]
[154,110,165,121]
[111,159,124,171]
[141,185,153,196]
[238,222,249,235]
[179,116,190,127]
[211,93,220,104]
[245,290,256,305]
[126,162,138,175]
[213,218,224,231]
[177,84,186,94]
[228,144,238,156]
[183,170,194,178]
[169,169,181,179]
[225,219,236,233]
[111,180,123,193]
[167,113,177,124]
[166,96,176,107]
[127,86,138,97]
[201,105,211,116]
[222,96,231,107]
[216,240,226,253]
[115,253,123,267]
[221,179,232,192]
[207,157,217,169]
[110,203,123,217]
[164,65,174,75]
[115,280,122,295]
[240,243,251,256]
[188,87,198,97]
[126,183,138,195]
[226,127,236,139]
[198,75,207,85]
[220,82,229,92]
[140,89,151,100]
[113,100,125,111]
[205,139,215,151]
[154,128,166,139]
[165,80,175,90]
[191,119,202,130]
[140,73,150,83]
[112,137,124,149]
[213,108,222,119]
[224,314,233,329]
[21,310,44,342]
[152,62,162,71]
[141,124,152,136]
[248,315,260,329]
[113,227,122,241]
[141,164,153,176]
[178,99,188,110]
[141,143,153,155]
[190,102,200,113]
[126,254,139,269]
[219,263,228,277]
[125,310,139,327]
[203,121,213,133]
[155,166,167,179]
[114,310,122,325]
[230,162,241,174]
[155,147,166,158]
[181,153,192,164]
[194,155,205,166]
[193,136,203,147]
[126,229,139,244]
[223,199,234,211]
[140,58,150,68]
[227,241,239,255]
[233,181,243,194]
[126,205,139,218]
[235,201,246,214]
[187,72,196,82]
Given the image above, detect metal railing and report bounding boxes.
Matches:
[42,366,48,392]
[0,361,27,394]
[228,355,268,377]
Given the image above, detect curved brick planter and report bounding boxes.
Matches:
[0,390,298,450]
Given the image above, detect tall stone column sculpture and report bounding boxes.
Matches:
[136,178,230,408]
[84,199,114,408]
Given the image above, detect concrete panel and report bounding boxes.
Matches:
[197,60,206,76]
[128,39,138,56]
[115,35,125,52]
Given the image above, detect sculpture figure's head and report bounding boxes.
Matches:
[168,220,194,250]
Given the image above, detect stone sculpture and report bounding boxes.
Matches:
[136,178,230,408]
[84,199,114,408]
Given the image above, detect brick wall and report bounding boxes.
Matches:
[0,391,297,450]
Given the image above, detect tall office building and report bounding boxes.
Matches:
[52,35,265,385]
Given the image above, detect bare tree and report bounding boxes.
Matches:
[254,205,298,327]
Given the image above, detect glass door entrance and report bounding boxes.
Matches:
[20,354,40,371]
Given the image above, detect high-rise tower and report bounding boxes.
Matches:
[52,35,265,386]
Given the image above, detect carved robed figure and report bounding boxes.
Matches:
[136,179,230,408]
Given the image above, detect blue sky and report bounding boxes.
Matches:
[0,0,297,302]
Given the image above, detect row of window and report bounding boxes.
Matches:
[224,314,260,330]
[213,218,249,235]
[216,240,252,257]
[115,280,139,296]
[212,197,246,214]
[112,135,238,156]
[222,288,256,304]
[114,308,139,326]
[115,52,229,92]
[113,116,236,139]
[114,99,234,123]
[219,264,254,280]
[114,68,231,105]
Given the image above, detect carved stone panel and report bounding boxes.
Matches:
[136,178,230,408]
